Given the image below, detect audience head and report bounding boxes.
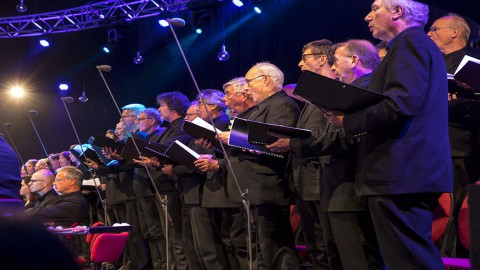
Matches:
[332,39,380,83]
[28,169,55,197]
[25,159,38,175]
[197,89,227,120]
[59,151,74,167]
[375,41,388,60]
[54,166,83,195]
[298,39,336,78]
[245,62,284,103]
[428,15,470,55]
[185,101,199,122]
[156,91,190,122]
[121,103,146,132]
[35,158,50,172]
[48,153,61,171]
[136,108,162,133]
[365,0,429,42]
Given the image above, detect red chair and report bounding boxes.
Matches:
[432,193,453,246]
[87,222,129,270]
[289,205,310,263]
[443,196,471,269]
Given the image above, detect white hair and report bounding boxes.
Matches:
[252,62,284,89]
[383,0,429,27]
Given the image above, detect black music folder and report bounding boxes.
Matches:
[182,118,224,150]
[246,119,312,145]
[293,70,385,114]
[70,146,103,166]
[228,118,285,158]
[121,137,169,160]
[92,134,125,153]
[449,55,480,91]
[164,140,203,174]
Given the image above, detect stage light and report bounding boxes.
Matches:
[133,51,143,64]
[58,84,69,91]
[195,28,203,34]
[79,91,88,103]
[254,6,262,14]
[232,0,244,7]
[16,0,27,13]
[102,46,111,53]
[158,19,169,27]
[39,39,50,47]
[102,28,119,54]
[217,45,230,62]
[10,86,25,98]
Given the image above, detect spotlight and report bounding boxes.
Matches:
[102,43,116,54]
[39,39,50,47]
[254,6,262,14]
[16,0,27,13]
[58,83,69,91]
[195,28,203,34]
[102,28,119,54]
[232,0,243,7]
[10,86,25,98]
[133,51,143,65]
[217,45,230,62]
[158,19,169,27]
[79,91,88,103]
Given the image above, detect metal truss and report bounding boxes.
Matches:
[0,0,196,38]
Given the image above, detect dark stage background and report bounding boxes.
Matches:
[0,0,477,161]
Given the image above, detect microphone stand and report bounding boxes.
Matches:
[167,18,255,270]
[60,97,110,226]
[2,123,27,173]
[96,66,173,269]
[26,110,56,175]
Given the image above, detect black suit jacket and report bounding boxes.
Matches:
[445,47,480,157]
[226,91,300,205]
[343,27,453,195]
[24,191,86,227]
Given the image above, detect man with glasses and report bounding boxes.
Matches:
[267,40,340,270]
[25,169,58,214]
[25,167,86,227]
[224,62,301,269]
[120,103,146,134]
[428,15,480,257]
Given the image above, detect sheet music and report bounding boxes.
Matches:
[455,55,480,75]
[191,117,222,133]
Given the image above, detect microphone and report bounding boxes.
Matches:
[61,96,75,103]
[96,65,112,72]
[168,18,186,27]
[26,110,55,174]
[2,123,26,170]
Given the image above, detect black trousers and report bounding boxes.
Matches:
[182,205,203,270]
[294,197,332,270]
[112,200,148,270]
[328,211,382,270]
[190,206,230,269]
[222,207,250,270]
[368,194,444,270]
[137,196,167,270]
[252,205,299,270]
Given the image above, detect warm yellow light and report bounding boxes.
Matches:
[10,86,25,98]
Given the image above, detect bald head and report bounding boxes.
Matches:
[29,169,55,196]
[428,15,470,55]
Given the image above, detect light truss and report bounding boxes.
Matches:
[0,0,195,38]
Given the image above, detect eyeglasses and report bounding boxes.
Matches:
[245,75,265,86]
[30,179,46,183]
[136,117,152,122]
[121,115,136,119]
[429,26,455,32]
[224,90,242,99]
[301,53,324,62]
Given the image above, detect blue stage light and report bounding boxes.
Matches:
[196,28,203,34]
[58,84,69,91]
[39,39,50,47]
[232,0,244,7]
[254,6,262,14]
[158,19,169,27]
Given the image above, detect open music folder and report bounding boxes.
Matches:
[164,140,203,174]
[448,55,480,91]
[228,118,285,158]
[92,134,125,153]
[293,70,385,114]
[182,117,224,150]
[121,137,169,161]
[246,119,312,145]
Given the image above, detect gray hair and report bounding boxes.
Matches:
[121,103,146,116]
[252,62,284,89]
[337,39,380,71]
[57,166,83,187]
[383,0,429,27]
[140,108,163,126]
[446,15,470,43]
[197,89,227,112]
[223,77,247,94]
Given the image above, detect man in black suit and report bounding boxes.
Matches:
[225,62,301,269]
[428,14,480,257]
[25,169,58,213]
[266,40,338,270]
[330,1,452,269]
